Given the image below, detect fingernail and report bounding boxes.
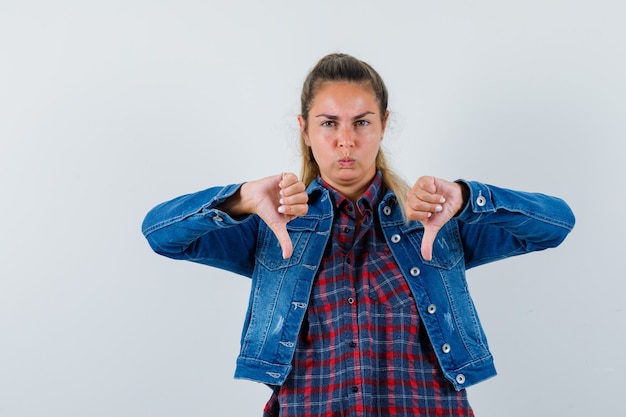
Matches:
[279,198,284,205]
[440,197,446,203]
[435,205,443,212]
[278,206,285,214]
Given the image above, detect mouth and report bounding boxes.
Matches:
[338,157,355,167]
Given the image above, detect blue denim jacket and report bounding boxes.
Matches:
[142,179,574,390]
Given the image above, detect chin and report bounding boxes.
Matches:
[334,172,361,183]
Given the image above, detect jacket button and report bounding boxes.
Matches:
[391,234,401,243]
[410,267,420,277]
[427,304,437,314]
[456,374,466,384]
[476,192,486,207]
[383,206,392,216]
[442,343,451,354]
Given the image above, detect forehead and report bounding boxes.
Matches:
[310,81,378,113]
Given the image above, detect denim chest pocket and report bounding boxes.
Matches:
[402,221,464,270]
[255,217,316,271]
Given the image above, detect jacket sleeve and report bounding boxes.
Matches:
[141,183,259,278]
[455,180,576,269]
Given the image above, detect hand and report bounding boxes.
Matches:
[404,176,467,261]
[236,172,308,259]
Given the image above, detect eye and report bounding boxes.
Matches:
[355,120,370,127]
[321,120,336,127]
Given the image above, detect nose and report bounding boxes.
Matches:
[338,126,354,148]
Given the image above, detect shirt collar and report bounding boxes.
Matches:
[316,170,385,216]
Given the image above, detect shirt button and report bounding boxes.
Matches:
[346,257,351,265]
[383,206,392,216]
[391,234,401,243]
[351,386,359,393]
[347,297,355,304]
[410,267,420,277]
[214,215,223,222]
[349,341,357,348]
[456,374,466,384]
[344,227,351,233]
[442,343,451,354]
[427,304,437,314]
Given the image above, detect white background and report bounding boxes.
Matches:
[1,1,624,416]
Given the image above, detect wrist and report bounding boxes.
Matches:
[217,183,254,216]
[454,181,470,217]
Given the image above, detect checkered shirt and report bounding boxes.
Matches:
[263,173,474,417]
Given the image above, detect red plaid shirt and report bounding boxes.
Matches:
[264,173,474,417]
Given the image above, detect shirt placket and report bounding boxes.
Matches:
[340,201,369,417]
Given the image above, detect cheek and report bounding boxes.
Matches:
[363,133,382,148]
[308,132,334,149]
[310,142,330,161]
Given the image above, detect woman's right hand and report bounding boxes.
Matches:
[218,172,308,259]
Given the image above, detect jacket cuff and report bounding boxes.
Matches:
[199,183,253,226]
[454,180,496,223]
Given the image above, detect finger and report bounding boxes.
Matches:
[405,197,444,216]
[409,186,446,206]
[278,202,308,217]
[416,175,437,194]
[279,191,308,207]
[279,176,308,218]
[421,226,439,261]
[405,194,444,218]
[279,172,300,189]
[280,180,306,199]
[270,222,294,259]
[404,207,431,222]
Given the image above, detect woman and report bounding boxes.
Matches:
[142,53,575,416]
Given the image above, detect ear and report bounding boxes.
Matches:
[298,115,311,146]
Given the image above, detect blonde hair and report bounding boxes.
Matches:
[299,53,409,211]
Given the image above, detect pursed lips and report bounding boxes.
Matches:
[338,156,355,167]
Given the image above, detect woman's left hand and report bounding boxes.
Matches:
[404,176,468,261]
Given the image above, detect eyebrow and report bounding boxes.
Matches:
[315,111,376,120]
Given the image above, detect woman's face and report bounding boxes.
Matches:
[299,81,387,201]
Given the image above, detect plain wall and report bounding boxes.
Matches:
[1,1,624,416]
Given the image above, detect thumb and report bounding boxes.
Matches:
[421,225,439,261]
[270,222,293,259]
